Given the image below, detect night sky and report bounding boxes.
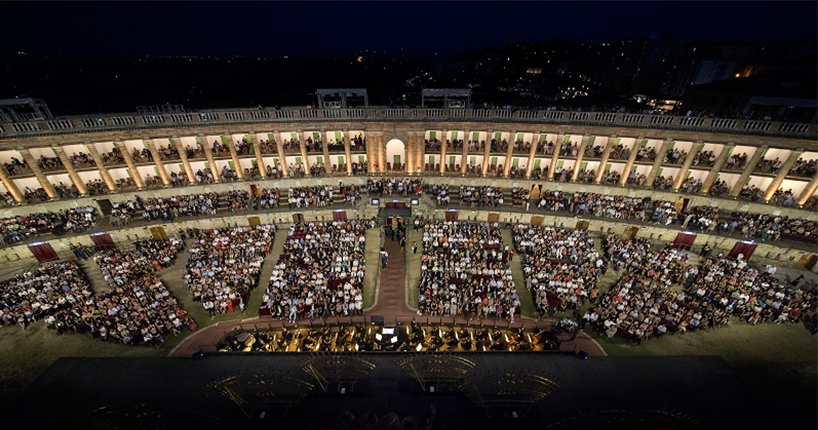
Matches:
[5,1,817,57]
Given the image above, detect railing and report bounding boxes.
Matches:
[1,107,815,141]
[170,114,192,123]
[47,119,74,130]
[198,112,219,122]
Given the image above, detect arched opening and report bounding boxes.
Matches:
[385,138,406,172]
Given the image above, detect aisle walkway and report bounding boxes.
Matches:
[368,235,413,319]
[79,258,110,293]
[244,228,289,314]
[501,228,537,317]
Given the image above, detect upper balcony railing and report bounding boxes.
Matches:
[0,107,815,141]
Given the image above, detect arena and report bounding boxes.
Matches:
[0,100,814,428]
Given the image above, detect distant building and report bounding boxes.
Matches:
[683,76,817,122]
[0,98,52,122]
[663,42,756,97]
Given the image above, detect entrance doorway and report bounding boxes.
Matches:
[90,232,116,251]
[385,139,406,172]
[292,213,304,224]
[28,242,58,263]
[333,210,347,222]
[672,232,696,250]
[95,199,114,217]
[149,226,168,241]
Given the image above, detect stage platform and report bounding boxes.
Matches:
[9,354,769,429]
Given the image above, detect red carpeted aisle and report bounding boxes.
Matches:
[369,236,412,318]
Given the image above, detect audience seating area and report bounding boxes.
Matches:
[183,225,276,315]
[260,221,366,320]
[581,234,817,343]
[1,206,98,244]
[514,226,602,314]
[1,238,195,347]
[417,220,519,319]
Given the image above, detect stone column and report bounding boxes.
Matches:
[643,138,673,187]
[53,146,88,195]
[144,139,171,186]
[365,131,376,173]
[223,135,244,180]
[482,130,492,177]
[403,134,413,174]
[171,138,196,185]
[525,131,539,179]
[439,130,448,174]
[298,131,311,177]
[273,131,289,178]
[672,142,704,191]
[0,164,24,203]
[199,135,221,183]
[572,135,591,182]
[247,133,266,179]
[116,141,144,189]
[343,130,353,175]
[503,130,515,178]
[20,149,57,198]
[618,137,642,186]
[730,146,768,197]
[378,133,387,174]
[320,130,330,174]
[366,133,375,174]
[406,131,419,175]
[461,130,469,175]
[764,150,802,201]
[700,144,733,194]
[594,136,617,184]
[417,131,426,175]
[548,132,564,180]
[797,172,818,206]
[85,142,117,191]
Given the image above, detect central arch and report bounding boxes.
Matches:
[385,138,406,172]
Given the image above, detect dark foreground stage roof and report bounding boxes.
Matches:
[10,354,769,429]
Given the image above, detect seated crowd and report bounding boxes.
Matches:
[81,237,194,345]
[1,239,194,347]
[458,186,504,207]
[287,186,335,208]
[588,235,693,343]
[589,235,816,342]
[567,193,675,223]
[513,226,602,314]
[0,260,92,328]
[732,212,818,244]
[261,221,367,320]
[430,185,450,205]
[225,190,250,212]
[110,200,140,227]
[183,225,276,315]
[366,178,423,196]
[679,257,816,327]
[1,206,98,244]
[417,220,519,319]
[142,193,221,222]
[252,188,281,210]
